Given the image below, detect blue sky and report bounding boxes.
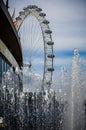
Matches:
[5,0,86,75]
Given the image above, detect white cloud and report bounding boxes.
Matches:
[54,57,72,67]
[37,0,86,23]
[9,0,86,52]
[9,0,86,22]
[54,37,86,51]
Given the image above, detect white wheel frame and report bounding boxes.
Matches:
[16,5,54,89]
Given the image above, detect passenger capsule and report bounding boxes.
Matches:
[36,8,42,12]
[16,16,22,21]
[45,29,52,34]
[27,5,33,9]
[42,20,49,24]
[47,54,55,58]
[27,5,38,9]
[47,68,54,71]
[32,5,38,9]
[23,7,28,10]
[47,41,54,45]
[39,13,46,17]
[19,11,25,15]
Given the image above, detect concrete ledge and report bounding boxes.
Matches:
[0,0,23,67]
[0,39,18,67]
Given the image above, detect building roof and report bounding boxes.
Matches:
[0,0,23,67]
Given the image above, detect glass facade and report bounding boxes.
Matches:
[0,54,10,83]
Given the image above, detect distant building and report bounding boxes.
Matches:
[0,0,23,82]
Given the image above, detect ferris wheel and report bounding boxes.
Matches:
[16,5,54,89]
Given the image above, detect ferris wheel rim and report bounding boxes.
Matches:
[16,5,54,89]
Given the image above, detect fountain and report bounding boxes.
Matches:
[66,49,85,130]
[0,49,86,130]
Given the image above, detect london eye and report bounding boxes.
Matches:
[16,5,54,90]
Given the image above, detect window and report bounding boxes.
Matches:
[0,54,10,83]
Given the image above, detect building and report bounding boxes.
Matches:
[0,1,23,129]
[0,0,23,82]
